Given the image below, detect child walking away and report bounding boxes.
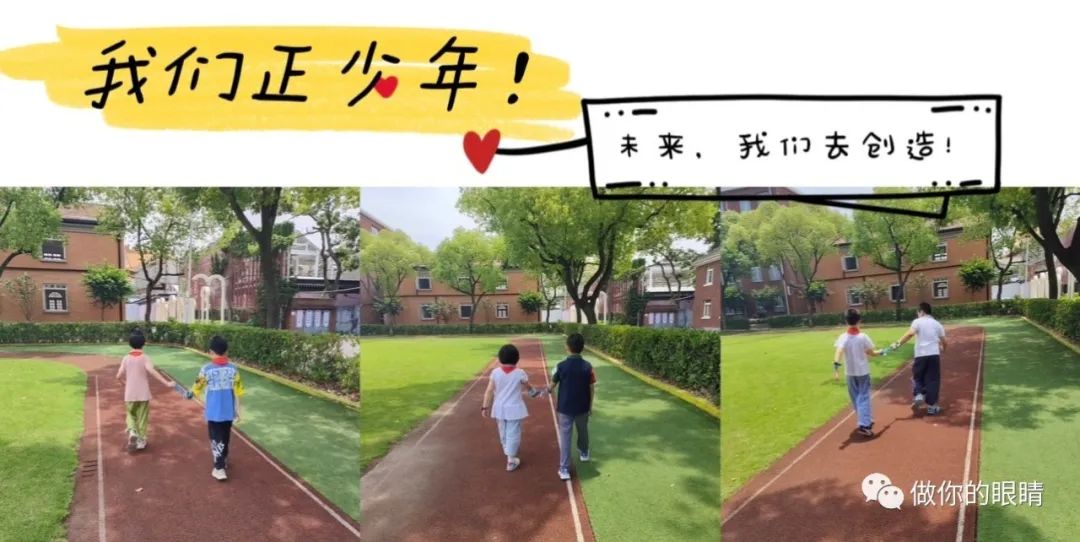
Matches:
[547,333,595,481]
[191,335,244,481]
[481,344,543,472]
[891,302,948,415]
[116,330,174,452]
[833,309,887,438]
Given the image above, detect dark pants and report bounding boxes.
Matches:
[912,355,941,406]
[208,421,233,469]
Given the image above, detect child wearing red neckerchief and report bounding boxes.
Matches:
[116,329,175,452]
[832,309,887,437]
[481,344,544,472]
[190,335,244,481]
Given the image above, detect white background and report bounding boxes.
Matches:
[1,1,1079,189]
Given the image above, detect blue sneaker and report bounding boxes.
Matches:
[579,450,590,462]
[558,468,571,481]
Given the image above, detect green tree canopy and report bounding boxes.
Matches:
[83,264,134,320]
[432,228,505,331]
[359,228,429,328]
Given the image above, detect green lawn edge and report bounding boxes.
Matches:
[584,345,720,419]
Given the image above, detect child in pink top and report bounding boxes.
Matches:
[116,330,173,451]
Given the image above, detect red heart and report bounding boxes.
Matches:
[374,75,398,98]
[463,130,501,174]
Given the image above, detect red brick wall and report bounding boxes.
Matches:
[364,269,540,326]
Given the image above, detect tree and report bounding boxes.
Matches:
[959,259,996,294]
[4,273,36,321]
[430,298,456,324]
[458,187,713,324]
[746,202,846,322]
[518,291,544,320]
[98,187,206,322]
[650,246,701,306]
[0,188,84,280]
[83,264,134,321]
[1033,187,1080,295]
[909,273,931,300]
[957,188,1077,299]
[432,228,505,331]
[717,212,758,327]
[360,229,429,329]
[850,191,941,320]
[752,285,782,316]
[959,210,1024,301]
[182,188,289,328]
[855,280,888,310]
[723,285,746,316]
[805,281,829,314]
[291,188,361,292]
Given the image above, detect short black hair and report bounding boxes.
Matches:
[209,335,228,356]
[498,344,520,365]
[919,302,932,315]
[845,308,862,326]
[566,333,585,354]
[129,329,146,349]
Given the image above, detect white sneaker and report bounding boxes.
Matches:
[126,431,137,451]
[212,468,228,481]
[558,468,571,481]
[579,450,590,462]
[135,439,147,450]
[913,394,926,408]
[506,457,520,472]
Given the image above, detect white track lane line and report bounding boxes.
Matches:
[955,331,985,542]
[536,341,586,542]
[95,376,107,542]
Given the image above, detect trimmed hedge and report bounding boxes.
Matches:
[360,323,559,336]
[723,317,751,331]
[563,323,720,404]
[762,300,1023,329]
[0,322,357,394]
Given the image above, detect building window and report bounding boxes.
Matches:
[420,304,435,320]
[43,284,68,312]
[842,255,859,272]
[370,226,380,234]
[751,267,763,283]
[932,242,948,263]
[496,277,508,291]
[739,201,752,212]
[702,301,712,319]
[890,284,906,302]
[705,267,714,286]
[459,304,473,319]
[416,268,432,290]
[496,303,509,319]
[288,252,320,278]
[767,265,781,281]
[775,296,786,313]
[933,279,949,299]
[41,239,65,262]
[847,287,862,306]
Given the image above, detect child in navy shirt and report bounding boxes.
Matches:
[190,335,244,481]
[547,333,596,481]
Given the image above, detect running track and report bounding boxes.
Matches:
[1,352,361,542]
[360,338,595,541]
[721,326,985,542]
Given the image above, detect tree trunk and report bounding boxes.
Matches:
[996,276,1005,301]
[1046,250,1059,299]
[143,287,154,322]
[578,302,598,325]
[260,237,281,328]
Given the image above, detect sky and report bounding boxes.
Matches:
[361,188,710,253]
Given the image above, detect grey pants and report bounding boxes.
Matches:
[496,418,523,458]
[557,412,589,470]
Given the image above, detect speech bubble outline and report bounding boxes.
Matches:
[862,472,893,502]
[877,484,905,510]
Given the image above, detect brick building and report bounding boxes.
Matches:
[359,210,540,326]
[692,249,721,331]
[0,205,126,322]
[719,187,990,327]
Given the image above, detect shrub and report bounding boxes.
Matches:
[1022,298,1057,327]
[360,323,558,336]
[763,299,1023,328]
[563,323,720,403]
[0,322,356,394]
[723,317,751,331]
[1052,297,1080,342]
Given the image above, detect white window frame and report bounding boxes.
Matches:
[842,255,859,272]
[41,239,66,262]
[459,304,474,319]
[496,277,508,291]
[704,267,714,286]
[890,284,906,303]
[847,287,862,306]
[751,266,763,283]
[932,279,949,299]
[420,304,435,321]
[416,268,432,291]
[496,303,509,319]
[932,242,948,263]
[767,265,781,281]
[43,283,68,313]
[702,300,712,319]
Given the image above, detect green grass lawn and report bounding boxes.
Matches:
[0,360,85,542]
[1,344,360,520]
[539,337,720,542]
[720,325,914,501]
[975,318,1080,541]
[359,336,508,470]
